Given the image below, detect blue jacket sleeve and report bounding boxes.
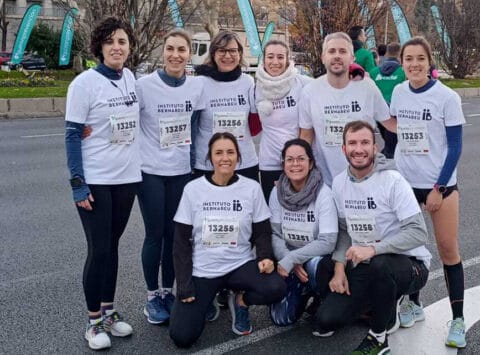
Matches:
[437,125,462,186]
[65,121,90,202]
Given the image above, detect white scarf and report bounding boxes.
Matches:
[256,61,297,117]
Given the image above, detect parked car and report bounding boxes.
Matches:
[0,51,11,65]
[8,54,46,70]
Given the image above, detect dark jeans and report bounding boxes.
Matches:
[193,164,259,182]
[77,183,138,312]
[169,260,286,348]
[315,254,428,333]
[138,172,191,291]
[260,170,282,202]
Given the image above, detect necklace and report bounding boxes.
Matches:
[110,74,134,106]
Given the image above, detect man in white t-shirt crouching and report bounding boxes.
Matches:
[314,120,432,355]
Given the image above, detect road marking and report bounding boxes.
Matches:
[21,133,63,138]
[191,257,480,355]
[390,285,480,354]
[467,113,480,117]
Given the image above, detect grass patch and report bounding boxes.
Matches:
[442,77,480,89]
[0,80,69,98]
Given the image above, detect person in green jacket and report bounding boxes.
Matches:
[348,26,375,72]
[369,42,406,158]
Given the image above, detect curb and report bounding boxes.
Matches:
[1,88,479,119]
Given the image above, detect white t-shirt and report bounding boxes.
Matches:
[136,73,205,176]
[390,81,465,188]
[174,175,271,278]
[65,68,141,185]
[195,74,258,170]
[299,76,390,186]
[256,74,311,171]
[332,169,432,266]
[269,184,338,249]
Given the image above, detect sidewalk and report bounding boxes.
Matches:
[1,88,479,119]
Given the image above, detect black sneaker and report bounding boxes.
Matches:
[217,289,230,309]
[351,334,390,355]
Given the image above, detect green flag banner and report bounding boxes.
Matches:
[236,0,261,56]
[261,21,275,49]
[59,8,79,66]
[168,0,183,28]
[11,4,42,65]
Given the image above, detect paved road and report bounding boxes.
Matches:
[1,98,480,354]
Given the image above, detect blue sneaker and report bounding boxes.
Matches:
[205,297,220,322]
[446,318,466,348]
[399,300,425,328]
[228,292,252,335]
[143,291,172,324]
[269,274,305,326]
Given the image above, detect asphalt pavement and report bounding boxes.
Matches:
[1,99,480,354]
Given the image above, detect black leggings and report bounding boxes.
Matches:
[316,254,428,333]
[169,260,286,348]
[77,183,138,312]
[259,170,282,202]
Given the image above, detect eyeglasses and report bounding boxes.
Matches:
[216,48,240,57]
[284,156,309,165]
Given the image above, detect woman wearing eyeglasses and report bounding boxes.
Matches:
[193,31,259,181]
[268,139,338,327]
[255,40,312,201]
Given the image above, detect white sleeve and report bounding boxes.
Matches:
[268,186,281,224]
[391,173,422,222]
[371,81,390,122]
[317,185,339,234]
[135,79,146,112]
[298,87,313,129]
[443,91,466,126]
[173,185,193,225]
[248,76,257,114]
[389,85,401,117]
[252,182,271,222]
[193,76,207,111]
[65,81,90,124]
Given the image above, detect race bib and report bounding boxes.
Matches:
[158,115,191,149]
[110,111,138,144]
[201,216,239,248]
[324,116,349,146]
[346,215,379,245]
[213,112,247,140]
[398,122,429,155]
[282,223,314,248]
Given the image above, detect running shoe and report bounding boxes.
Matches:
[205,297,220,322]
[144,292,169,324]
[269,274,305,326]
[445,317,467,348]
[85,319,111,350]
[351,334,390,355]
[103,311,133,337]
[228,292,252,335]
[399,300,425,328]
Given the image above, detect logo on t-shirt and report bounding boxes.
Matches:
[367,197,377,209]
[422,109,432,121]
[233,199,243,211]
[286,96,296,107]
[307,210,315,222]
[351,100,362,112]
[185,100,193,112]
[238,95,247,105]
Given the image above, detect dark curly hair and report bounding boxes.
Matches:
[90,17,136,63]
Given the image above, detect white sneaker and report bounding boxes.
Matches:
[103,311,133,337]
[85,320,111,350]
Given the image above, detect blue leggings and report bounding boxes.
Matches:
[138,172,191,291]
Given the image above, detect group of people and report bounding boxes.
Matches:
[64,17,466,354]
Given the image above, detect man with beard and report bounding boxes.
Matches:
[314,121,432,355]
[299,32,396,187]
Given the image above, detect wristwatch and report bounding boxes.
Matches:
[70,176,85,188]
[433,184,447,194]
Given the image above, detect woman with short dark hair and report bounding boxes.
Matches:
[65,17,140,350]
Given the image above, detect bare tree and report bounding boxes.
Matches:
[0,0,9,51]
[286,0,386,76]
[432,0,480,79]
